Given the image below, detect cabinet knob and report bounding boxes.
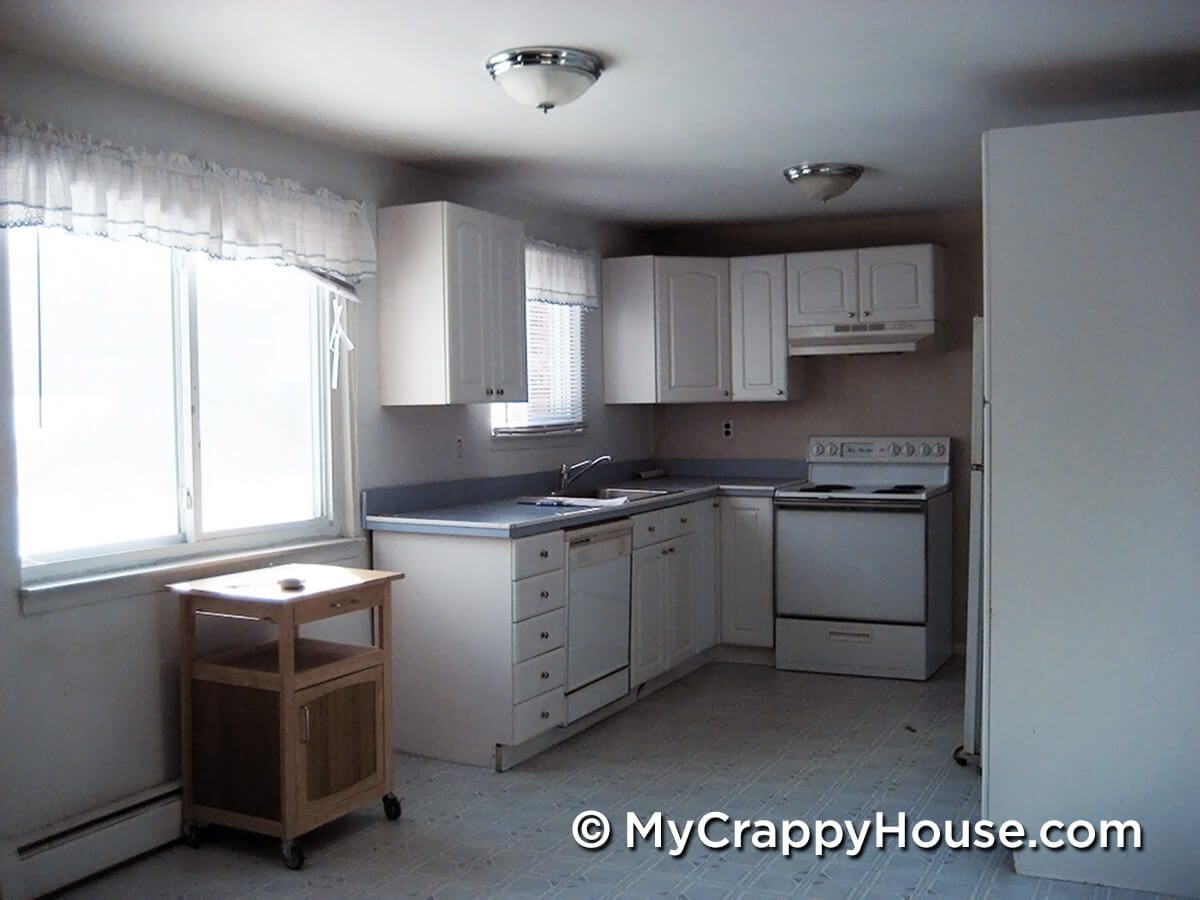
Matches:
[775,389,784,396]
[661,548,669,556]
[539,549,549,558]
[541,671,550,679]
[712,501,719,508]
[723,390,730,396]
[540,711,550,719]
[847,312,855,318]
[540,631,550,640]
[540,590,550,599]
[863,310,872,317]
[680,517,688,524]
[497,388,505,396]
[647,525,655,533]
[485,387,495,396]
[668,547,677,554]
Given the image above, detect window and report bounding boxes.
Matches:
[492,240,597,437]
[5,227,338,577]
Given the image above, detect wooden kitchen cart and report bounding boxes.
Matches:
[169,563,404,869]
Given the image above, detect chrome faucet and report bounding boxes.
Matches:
[558,455,612,494]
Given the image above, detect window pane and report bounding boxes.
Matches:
[194,258,325,532]
[493,301,584,432]
[6,228,180,560]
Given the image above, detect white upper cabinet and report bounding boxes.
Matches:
[378,201,527,405]
[655,257,732,403]
[730,255,789,401]
[858,245,938,323]
[786,249,859,326]
[787,244,941,328]
[602,256,733,404]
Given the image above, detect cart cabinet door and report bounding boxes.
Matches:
[294,667,387,828]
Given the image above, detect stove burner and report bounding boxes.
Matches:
[808,484,854,491]
[874,484,926,494]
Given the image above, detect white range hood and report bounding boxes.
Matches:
[787,319,940,356]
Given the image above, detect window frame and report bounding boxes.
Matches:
[4,229,346,584]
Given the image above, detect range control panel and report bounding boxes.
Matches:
[808,436,950,463]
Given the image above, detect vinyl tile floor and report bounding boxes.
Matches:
[56,661,1174,899]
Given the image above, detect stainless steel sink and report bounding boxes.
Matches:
[515,486,678,507]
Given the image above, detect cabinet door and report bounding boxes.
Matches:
[630,545,668,685]
[489,214,528,402]
[858,245,936,323]
[786,249,858,326]
[691,500,721,653]
[653,257,731,403]
[719,497,775,647]
[730,255,788,401]
[444,204,493,403]
[666,536,694,668]
[295,667,386,830]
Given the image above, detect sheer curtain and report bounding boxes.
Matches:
[0,117,376,281]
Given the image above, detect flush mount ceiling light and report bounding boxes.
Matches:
[783,162,865,203]
[485,47,604,113]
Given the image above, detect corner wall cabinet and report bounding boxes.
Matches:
[378,201,527,405]
[170,564,404,869]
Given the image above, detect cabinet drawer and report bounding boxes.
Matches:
[664,502,699,540]
[512,570,565,622]
[512,648,566,704]
[512,688,565,744]
[513,609,566,663]
[512,532,565,580]
[632,509,669,548]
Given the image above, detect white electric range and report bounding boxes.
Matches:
[773,436,954,680]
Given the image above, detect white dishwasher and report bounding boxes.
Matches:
[564,519,632,723]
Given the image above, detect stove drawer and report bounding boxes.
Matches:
[775,617,936,681]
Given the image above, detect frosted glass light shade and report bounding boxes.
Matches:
[486,47,604,112]
[783,163,864,203]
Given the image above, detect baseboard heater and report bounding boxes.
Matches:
[3,784,181,900]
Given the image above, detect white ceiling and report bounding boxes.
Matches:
[2,0,1199,226]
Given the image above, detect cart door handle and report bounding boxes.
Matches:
[301,705,311,742]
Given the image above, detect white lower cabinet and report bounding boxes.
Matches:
[690,499,721,653]
[719,496,775,647]
[631,507,700,686]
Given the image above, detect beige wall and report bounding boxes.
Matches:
[648,210,982,644]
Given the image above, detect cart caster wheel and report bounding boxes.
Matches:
[383,793,402,821]
[181,820,202,848]
[281,841,305,870]
[952,744,969,767]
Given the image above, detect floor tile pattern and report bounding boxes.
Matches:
[56,662,1175,899]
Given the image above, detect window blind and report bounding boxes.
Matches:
[492,301,585,434]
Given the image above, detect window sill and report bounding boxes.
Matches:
[18,536,368,617]
[490,427,588,453]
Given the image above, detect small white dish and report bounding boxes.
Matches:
[277,577,305,591]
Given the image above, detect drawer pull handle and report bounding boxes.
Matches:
[540,631,550,640]
[540,671,550,679]
[330,597,360,609]
[828,629,873,643]
[539,549,549,558]
[540,711,550,719]
[540,590,550,599]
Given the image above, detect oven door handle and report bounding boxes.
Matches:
[773,498,924,513]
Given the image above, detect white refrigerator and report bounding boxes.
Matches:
[956,316,985,770]
[982,110,1200,895]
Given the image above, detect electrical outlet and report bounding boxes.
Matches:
[454,435,464,459]
[722,420,733,439]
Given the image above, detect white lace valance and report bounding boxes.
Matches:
[525,239,599,308]
[0,117,376,281]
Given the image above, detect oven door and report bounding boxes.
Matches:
[774,499,927,624]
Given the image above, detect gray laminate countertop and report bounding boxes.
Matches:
[365,476,796,539]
